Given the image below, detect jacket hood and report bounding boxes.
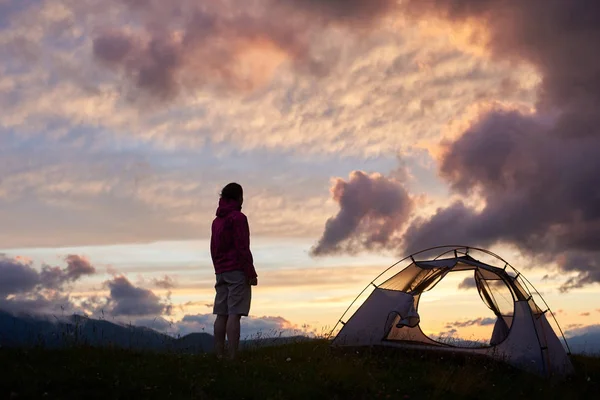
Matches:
[216,197,241,217]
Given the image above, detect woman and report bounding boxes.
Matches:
[210,182,258,359]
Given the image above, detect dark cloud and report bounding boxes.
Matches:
[105,275,171,317]
[64,255,96,281]
[405,107,599,247]
[0,257,40,297]
[402,201,478,254]
[402,107,600,289]
[40,255,96,289]
[458,277,476,290]
[286,0,397,24]
[446,317,496,329]
[557,253,600,292]
[0,255,95,315]
[0,256,170,320]
[92,32,135,64]
[152,275,177,289]
[39,255,96,289]
[311,171,413,255]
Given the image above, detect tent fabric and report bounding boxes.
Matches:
[490,317,509,345]
[332,252,574,377]
[334,288,417,346]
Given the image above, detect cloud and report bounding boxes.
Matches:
[39,255,96,289]
[152,275,177,289]
[148,263,387,296]
[557,254,600,293]
[285,0,397,24]
[401,106,600,288]
[581,312,591,317]
[87,0,398,101]
[104,275,172,317]
[0,254,95,294]
[445,317,496,329]
[0,254,96,315]
[0,0,579,263]
[457,277,476,290]
[311,170,413,256]
[438,328,457,337]
[242,315,297,337]
[0,256,40,296]
[566,323,584,331]
[0,0,528,159]
[0,146,352,247]
[175,313,302,338]
[0,255,174,321]
[64,255,96,279]
[401,1,600,110]
[299,0,600,289]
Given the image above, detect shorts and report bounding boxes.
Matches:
[213,269,252,316]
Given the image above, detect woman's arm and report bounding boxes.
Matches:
[234,213,258,280]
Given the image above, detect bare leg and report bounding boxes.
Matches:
[226,314,242,360]
[214,314,228,358]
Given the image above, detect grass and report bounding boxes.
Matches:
[0,340,599,399]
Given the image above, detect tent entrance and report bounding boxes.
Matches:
[401,270,514,348]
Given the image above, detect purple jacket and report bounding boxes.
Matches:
[210,198,257,278]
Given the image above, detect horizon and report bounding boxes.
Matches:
[1,0,599,347]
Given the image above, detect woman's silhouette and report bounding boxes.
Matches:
[210,183,258,359]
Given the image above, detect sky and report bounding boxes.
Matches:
[1,0,599,343]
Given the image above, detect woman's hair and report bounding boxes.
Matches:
[220,182,243,200]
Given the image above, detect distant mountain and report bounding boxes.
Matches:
[173,332,214,353]
[566,332,600,356]
[0,310,313,353]
[0,310,173,351]
[0,310,63,348]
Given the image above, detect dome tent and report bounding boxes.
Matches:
[330,246,574,377]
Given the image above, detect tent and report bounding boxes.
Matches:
[330,246,574,377]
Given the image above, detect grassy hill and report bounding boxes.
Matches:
[1,340,598,399]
